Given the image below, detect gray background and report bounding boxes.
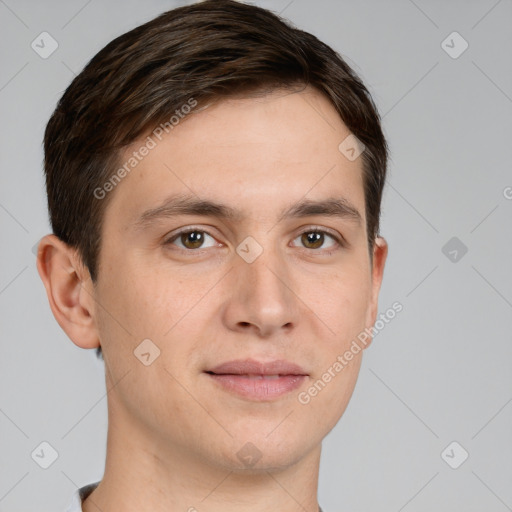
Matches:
[1,0,511,511]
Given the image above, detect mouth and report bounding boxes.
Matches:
[204,359,308,401]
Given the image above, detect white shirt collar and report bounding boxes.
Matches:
[65,481,100,512]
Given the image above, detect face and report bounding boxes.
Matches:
[91,86,386,472]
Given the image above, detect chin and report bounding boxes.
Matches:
[205,426,319,474]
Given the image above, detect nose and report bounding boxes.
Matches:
[221,245,300,338]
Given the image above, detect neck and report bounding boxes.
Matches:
[83,400,322,512]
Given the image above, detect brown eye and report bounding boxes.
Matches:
[293,229,340,252]
[301,231,324,249]
[166,229,217,250]
[180,231,205,249]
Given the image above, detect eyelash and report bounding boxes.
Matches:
[164,226,346,255]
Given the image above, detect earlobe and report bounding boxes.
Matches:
[36,234,100,350]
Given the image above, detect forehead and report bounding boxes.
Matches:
[105,86,366,228]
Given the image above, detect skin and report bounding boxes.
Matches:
[37,86,387,512]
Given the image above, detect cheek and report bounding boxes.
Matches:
[303,261,370,423]
[304,260,372,339]
[295,353,362,442]
[98,257,178,339]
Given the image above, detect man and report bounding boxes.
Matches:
[37,1,388,511]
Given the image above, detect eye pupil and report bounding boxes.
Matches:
[302,231,323,249]
[182,231,204,249]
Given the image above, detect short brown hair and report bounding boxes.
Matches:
[43,0,388,360]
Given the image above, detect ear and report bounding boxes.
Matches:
[363,236,388,348]
[36,234,100,350]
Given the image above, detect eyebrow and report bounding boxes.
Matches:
[132,193,362,230]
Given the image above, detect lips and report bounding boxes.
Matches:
[208,358,307,376]
[205,358,308,401]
